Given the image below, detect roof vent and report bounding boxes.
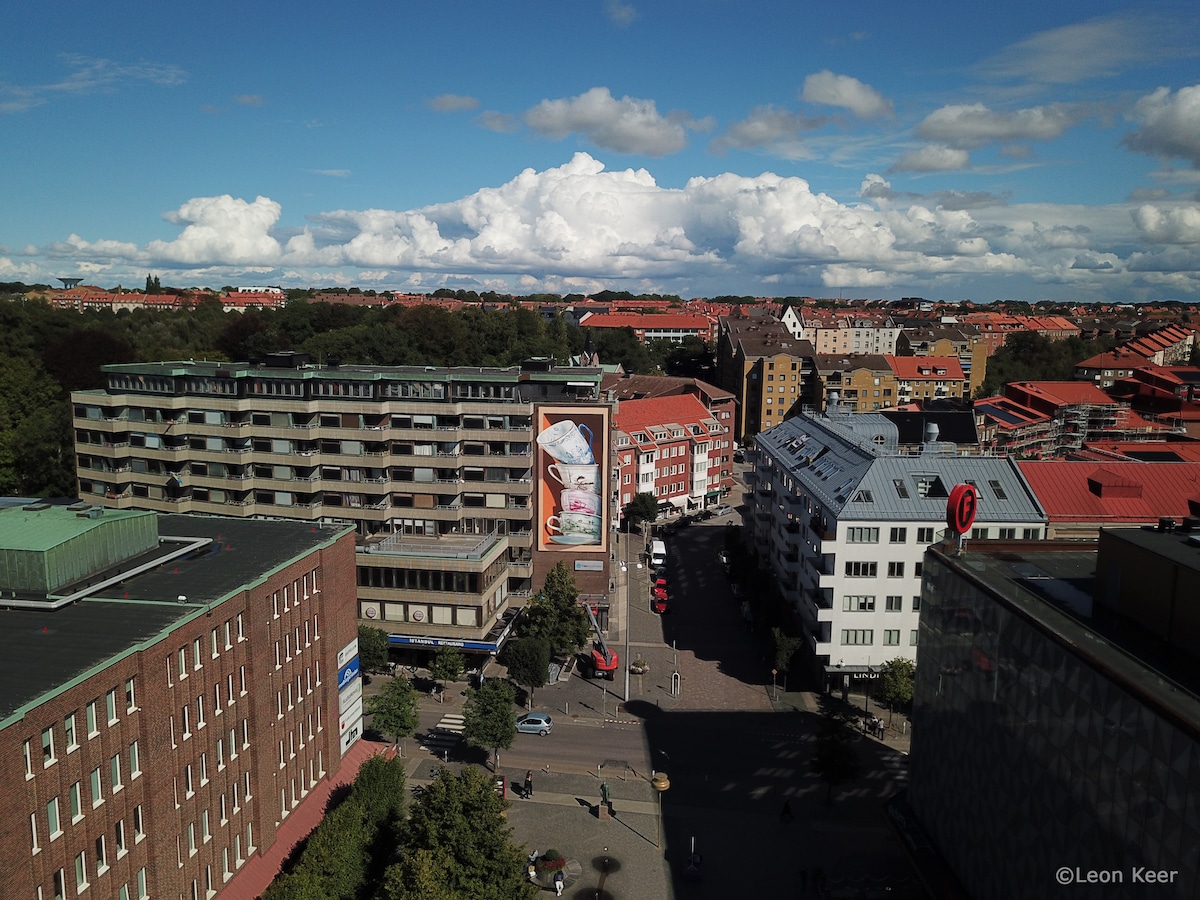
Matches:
[1180,516,1200,533]
[23,502,50,512]
[1158,517,1176,533]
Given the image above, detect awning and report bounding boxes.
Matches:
[705,490,720,499]
[668,496,689,509]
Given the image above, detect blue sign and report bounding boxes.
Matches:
[388,634,499,652]
[337,656,360,692]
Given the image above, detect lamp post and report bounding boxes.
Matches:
[619,563,631,703]
[651,771,670,849]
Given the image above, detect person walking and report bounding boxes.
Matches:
[524,770,534,799]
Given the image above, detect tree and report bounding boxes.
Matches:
[520,561,591,657]
[358,624,390,674]
[625,491,660,529]
[771,627,805,678]
[366,676,419,755]
[502,636,550,708]
[385,766,536,900]
[876,657,916,723]
[429,646,465,702]
[0,356,74,497]
[462,678,517,771]
[810,694,862,804]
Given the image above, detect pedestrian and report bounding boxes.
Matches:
[780,797,794,822]
[524,770,534,799]
[554,870,565,896]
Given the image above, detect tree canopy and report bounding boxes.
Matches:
[357,625,390,674]
[462,678,517,770]
[365,676,420,752]
[502,636,550,708]
[520,562,591,656]
[625,491,660,527]
[876,657,916,722]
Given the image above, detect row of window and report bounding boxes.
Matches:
[38,862,148,900]
[844,561,922,578]
[840,629,919,646]
[843,595,922,612]
[26,680,137,776]
[34,745,142,850]
[168,617,245,689]
[845,526,938,544]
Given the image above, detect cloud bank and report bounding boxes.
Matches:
[20,154,1200,301]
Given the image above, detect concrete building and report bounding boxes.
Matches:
[910,530,1200,899]
[716,316,816,442]
[747,410,1046,687]
[71,356,615,658]
[895,325,989,396]
[0,502,358,900]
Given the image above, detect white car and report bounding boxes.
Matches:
[710,504,734,518]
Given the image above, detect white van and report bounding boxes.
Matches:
[650,539,667,567]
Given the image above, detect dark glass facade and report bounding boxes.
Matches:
[911,545,1200,900]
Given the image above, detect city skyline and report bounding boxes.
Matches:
[3,0,1199,303]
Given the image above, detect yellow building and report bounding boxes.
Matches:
[717,316,816,441]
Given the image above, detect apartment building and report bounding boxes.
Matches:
[0,503,357,900]
[895,325,988,396]
[885,355,969,406]
[812,355,898,412]
[575,312,716,344]
[781,308,902,356]
[716,316,816,442]
[71,356,613,656]
[747,411,1046,685]
[612,393,733,517]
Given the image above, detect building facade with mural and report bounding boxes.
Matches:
[71,356,614,659]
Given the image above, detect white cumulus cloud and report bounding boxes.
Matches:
[1124,85,1200,168]
[148,195,283,265]
[1132,203,1200,244]
[710,105,824,158]
[801,70,893,118]
[523,87,693,155]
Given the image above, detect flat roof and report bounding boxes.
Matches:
[0,515,350,725]
[0,505,153,552]
[928,539,1200,741]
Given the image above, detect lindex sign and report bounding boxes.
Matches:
[946,483,978,535]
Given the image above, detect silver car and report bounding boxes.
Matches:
[515,712,554,735]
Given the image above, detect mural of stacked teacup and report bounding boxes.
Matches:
[537,416,603,547]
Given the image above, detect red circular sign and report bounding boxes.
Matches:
[946,484,978,534]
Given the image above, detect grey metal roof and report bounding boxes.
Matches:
[756,413,1047,523]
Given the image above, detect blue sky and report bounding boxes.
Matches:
[3,0,1199,302]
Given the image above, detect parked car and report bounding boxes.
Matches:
[710,504,734,518]
[515,712,554,735]
[651,586,669,614]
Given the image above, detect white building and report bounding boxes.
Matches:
[747,410,1047,687]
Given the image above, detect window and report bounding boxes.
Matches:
[988,479,1008,500]
[917,526,935,543]
[883,630,901,645]
[200,753,209,785]
[24,739,33,777]
[998,527,1016,540]
[842,595,875,611]
[914,561,923,577]
[182,704,191,739]
[887,561,905,577]
[87,700,99,736]
[138,868,148,899]
[889,527,907,543]
[885,595,903,612]
[75,851,88,892]
[185,764,194,797]
[31,811,40,853]
[96,834,108,874]
[125,678,136,712]
[211,628,219,659]
[91,766,103,807]
[64,713,78,751]
[106,688,118,724]
[840,629,874,645]
[42,725,56,766]
[47,798,61,838]
[197,695,206,729]
[844,527,879,543]
[53,869,65,900]
[1023,527,1041,540]
[187,822,196,855]
[844,561,877,577]
[133,805,144,842]
[111,753,123,792]
[913,595,922,612]
[910,629,920,646]
[893,479,910,499]
[115,820,127,857]
[178,648,188,679]
[202,809,211,843]
[240,665,247,695]
[193,638,203,670]
[237,613,245,641]
[971,527,988,539]
[69,782,82,820]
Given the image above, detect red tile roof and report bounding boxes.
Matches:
[1018,461,1200,523]
[1006,381,1120,406]
[614,393,717,433]
[885,355,965,380]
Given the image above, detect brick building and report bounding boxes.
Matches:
[0,503,357,900]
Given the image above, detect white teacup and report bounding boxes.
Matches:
[547,463,599,493]
[537,420,594,464]
[546,511,602,540]
[561,489,601,516]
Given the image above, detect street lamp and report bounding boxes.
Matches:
[651,771,670,849]
[619,564,632,703]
